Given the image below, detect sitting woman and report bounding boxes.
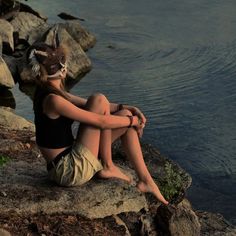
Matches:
[28,42,169,206]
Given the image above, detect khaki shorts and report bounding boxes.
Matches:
[48,143,103,186]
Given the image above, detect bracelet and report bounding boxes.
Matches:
[118,104,124,111]
[126,115,133,127]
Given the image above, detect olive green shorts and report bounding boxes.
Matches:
[48,143,103,186]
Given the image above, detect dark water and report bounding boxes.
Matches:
[12,0,236,224]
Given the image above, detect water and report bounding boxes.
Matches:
[11,0,236,224]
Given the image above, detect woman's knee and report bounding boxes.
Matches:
[115,108,132,117]
[86,93,110,113]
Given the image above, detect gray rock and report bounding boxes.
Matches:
[0,228,11,236]
[0,36,2,56]
[0,19,14,52]
[155,198,201,236]
[44,24,92,79]
[0,57,15,88]
[2,54,18,79]
[61,20,96,51]
[10,12,49,45]
[197,211,236,236]
[0,107,35,131]
[0,160,147,219]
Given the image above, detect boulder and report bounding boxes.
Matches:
[2,54,18,79]
[0,107,35,131]
[0,57,15,88]
[0,19,14,53]
[0,36,2,56]
[0,157,147,219]
[155,198,201,236]
[0,228,11,236]
[61,20,96,51]
[197,211,236,236]
[10,12,49,45]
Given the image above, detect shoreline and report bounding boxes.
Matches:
[1,1,236,234]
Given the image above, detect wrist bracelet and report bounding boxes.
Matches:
[126,115,133,127]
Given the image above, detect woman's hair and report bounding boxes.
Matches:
[28,42,70,111]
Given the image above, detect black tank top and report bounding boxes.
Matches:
[34,87,74,149]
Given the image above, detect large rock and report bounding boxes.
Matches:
[60,20,96,51]
[0,157,147,219]
[0,107,34,131]
[0,57,15,88]
[155,199,201,236]
[0,19,14,52]
[197,211,236,236]
[10,12,49,45]
[0,36,2,56]
[2,54,18,79]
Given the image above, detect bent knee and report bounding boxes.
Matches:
[89,93,109,104]
[116,108,132,116]
[86,93,110,113]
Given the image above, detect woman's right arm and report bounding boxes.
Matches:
[44,94,141,129]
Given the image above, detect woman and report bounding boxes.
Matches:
[29,42,169,206]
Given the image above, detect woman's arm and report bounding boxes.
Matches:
[66,92,87,108]
[44,94,141,129]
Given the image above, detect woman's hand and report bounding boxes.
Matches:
[135,123,145,138]
[130,106,146,126]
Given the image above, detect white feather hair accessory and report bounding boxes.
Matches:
[28,49,48,77]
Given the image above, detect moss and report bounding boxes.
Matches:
[160,162,183,201]
[0,155,10,167]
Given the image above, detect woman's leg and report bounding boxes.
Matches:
[76,93,130,182]
[110,109,169,205]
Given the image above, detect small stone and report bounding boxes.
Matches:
[1,191,7,197]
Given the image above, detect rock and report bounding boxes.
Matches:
[2,54,18,80]
[58,12,85,21]
[155,199,201,236]
[19,2,47,21]
[0,228,11,236]
[0,106,35,131]
[61,20,96,51]
[10,12,49,45]
[0,36,2,56]
[0,160,147,219]
[43,24,92,79]
[0,57,15,88]
[0,19,14,53]
[197,211,236,236]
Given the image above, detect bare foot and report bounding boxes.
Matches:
[97,165,131,183]
[137,180,169,205]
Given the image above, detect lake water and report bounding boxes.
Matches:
[11,0,236,224]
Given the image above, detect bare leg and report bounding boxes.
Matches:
[77,93,130,182]
[121,128,168,205]
[110,109,169,205]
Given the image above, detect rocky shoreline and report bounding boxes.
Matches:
[0,1,236,235]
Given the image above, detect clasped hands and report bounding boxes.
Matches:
[130,106,146,138]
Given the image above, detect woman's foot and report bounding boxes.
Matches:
[97,164,131,183]
[137,180,169,205]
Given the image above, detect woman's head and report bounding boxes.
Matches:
[28,42,68,83]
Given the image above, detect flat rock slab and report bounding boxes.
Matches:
[0,159,147,219]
